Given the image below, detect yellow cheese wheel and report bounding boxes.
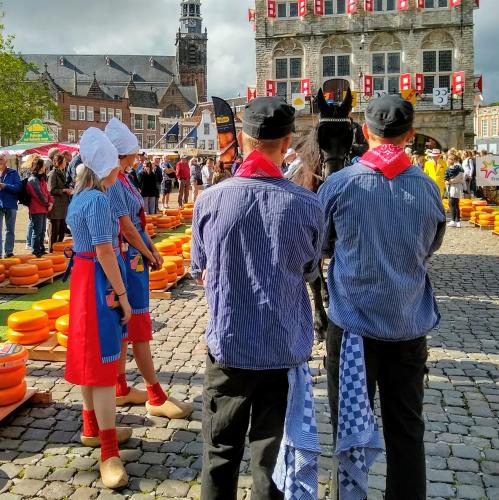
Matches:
[8,310,49,332]
[56,332,68,348]
[52,241,72,253]
[28,258,53,271]
[0,365,26,390]
[9,274,40,286]
[17,255,37,263]
[0,258,21,270]
[0,343,28,373]
[52,290,70,301]
[0,264,4,274]
[166,273,177,283]
[10,264,38,278]
[0,273,5,283]
[182,242,191,253]
[32,299,69,319]
[166,239,183,253]
[8,327,51,345]
[156,241,176,253]
[185,228,192,236]
[0,380,27,407]
[37,268,54,279]
[150,269,168,281]
[183,252,191,260]
[184,203,194,209]
[45,254,66,265]
[162,261,177,274]
[55,314,70,334]
[53,263,67,273]
[149,279,168,290]
[164,208,181,216]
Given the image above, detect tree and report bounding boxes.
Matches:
[0,11,59,145]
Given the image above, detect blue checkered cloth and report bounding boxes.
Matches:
[273,363,321,499]
[336,332,383,500]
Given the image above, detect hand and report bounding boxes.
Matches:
[63,188,73,195]
[48,203,54,211]
[196,269,207,286]
[152,250,163,269]
[118,294,132,325]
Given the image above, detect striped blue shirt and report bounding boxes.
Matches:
[191,177,324,370]
[107,176,145,231]
[318,163,446,341]
[66,189,118,253]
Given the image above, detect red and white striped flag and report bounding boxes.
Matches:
[365,0,374,12]
[299,0,307,16]
[364,75,373,97]
[400,73,411,91]
[314,0,324,15]
[301,79,311,96]
[266,80,276,97]
[347,0,357,14]
[452,71,465,95]
[267,0,277,18]
[415,73,424,93]
[397,0,409,10]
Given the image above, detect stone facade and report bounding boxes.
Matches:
[254,0,477,149]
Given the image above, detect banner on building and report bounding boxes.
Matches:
[292,93,307,110]
[400,73,411,91]
[397,0,409,11]
[347,0,357,14]
[450,0,461,7]
[301,79,311,96]
[415,73,424,93]
[267,0,277,18]
[314,0,324,15]
[417,0,425,8]
[364,75,373,96]
[365,0,374,12]
[433,88,449,106]
[299,0,307,16]
[247,87,257,102]
[473,75,483,94]
[452,71,465,95]
[248,8,256,21]
[212,96,239,164]
[18,119,55,144]
[165,122,179,144]
[476,156,499,187]
[266,80,277,96]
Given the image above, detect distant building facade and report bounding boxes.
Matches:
[474,105,499,154]
[254,0,478,150]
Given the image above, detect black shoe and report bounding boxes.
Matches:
[5,253,14,258]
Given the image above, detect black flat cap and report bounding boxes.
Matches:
[365,95,414,138]
[243,97,295,140]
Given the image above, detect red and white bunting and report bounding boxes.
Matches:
[400,73,412,91]
[299,0,307,16]
[450,0,461,7]
[347,0,357,14]
[267,0,277,18]
[301,79,311,96]
[415,73,424,93]
[364,75,373,97]
[314,0,324,15]
[364,0,374,12]
[452,71,465,95]
[397,0,409,11]
[247,87,257,102]
[266,80,277,97]
[248,8,256,22]
[473,75,483,94]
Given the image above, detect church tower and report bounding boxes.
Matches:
[176,0,208,102]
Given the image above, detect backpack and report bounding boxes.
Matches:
[18,178,31,206]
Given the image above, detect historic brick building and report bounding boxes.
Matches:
[254,0,478,150]
[474,104,499,154]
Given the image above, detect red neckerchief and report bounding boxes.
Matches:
[234,150,284,179]
[118,171,147,230]
[360,144,411,180]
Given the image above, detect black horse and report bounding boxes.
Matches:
[291,88,366,340]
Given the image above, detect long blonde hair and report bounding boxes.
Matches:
[74,165,104,194]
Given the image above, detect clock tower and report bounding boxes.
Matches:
[176,0,208,102]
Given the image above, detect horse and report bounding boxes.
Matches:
[291,87,356,341]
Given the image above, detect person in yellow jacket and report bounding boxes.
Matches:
[424,149,447,197]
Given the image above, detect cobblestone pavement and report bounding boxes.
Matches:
[0,225,498,500]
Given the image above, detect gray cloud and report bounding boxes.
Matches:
[2,0,495,102]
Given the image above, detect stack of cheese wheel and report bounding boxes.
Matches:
[469,211,477,224]
[146,223,155,237]
[52,289,70,302]
[163,255,184,276]
[52,240,73,256]
[17,255,36,263]
[185,227,192,236]
[459,199,473,220]
[166,236,184,255]
[0,257,21,279]
[32,299,69,331]
[9,263,39,286]
[163,262,178,285]
[149,268,170,290]
[181,207,193,222]
[494,213,499,233]
[156,216,175,230]
[28,257,54,280]
[478,211,495,227]
[55,314,70,348]
[182,241,191,261]
[8,310,50,345]
[0,264,5,283]
[0,343,28,406]
[46,254,67,274]
[156,240,177,257]
[164,208,182,226]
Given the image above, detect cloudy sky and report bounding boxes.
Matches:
[2,0,497,102]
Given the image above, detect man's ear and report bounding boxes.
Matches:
[282,134,293,155]
[405,127,415,144]
[237,131,244,155]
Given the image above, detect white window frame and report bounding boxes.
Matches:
[492,118,498,137]
[78,130,85,140]
[69,105,77,121]
[135,133,143,148]
[482,120,489,138]
[373,0,396,11]
[198,139,205,150]
[424,0,448,8]
[67,129,76,143]
[371,51,401,94]
[100,107,107,123]
[422,49,453,95]
[147,115,156,131]
[323,0,347,15]
[275,56,303,100]
[276,1,299,18]
[134,114,143,130]
[78,106,86,121]
[108,108,115,121]
[321,53,351,79]
[147,135,156,149]
[115,109,122,121]
[86,107,94,122]
[203,123,210,135]
[208,140,215,150]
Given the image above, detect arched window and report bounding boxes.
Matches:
[189,45,198,65]
[163,105,182,118]
[370,33,403,94]
[273,40,304,100]
[321,37,352,86]
[421,31,454,94]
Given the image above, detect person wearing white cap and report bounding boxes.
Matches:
[64,128,132,490]
[105,118,193,419]
[424,149,447,197]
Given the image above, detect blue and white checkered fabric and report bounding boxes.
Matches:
[273,363,321,500]
[336,332,383,500]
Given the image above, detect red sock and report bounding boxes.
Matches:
[116,373,130,397]
[146,383,168,406]
[99,428,119,462]
[82,409,99,437]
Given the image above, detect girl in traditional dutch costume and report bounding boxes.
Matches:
[105,118,193,419]
[65,128,132,490]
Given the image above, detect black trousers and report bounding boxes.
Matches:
[449,197,461,222]
[48,219,67,252]
[326,323,427,500]
[201,354,288,500]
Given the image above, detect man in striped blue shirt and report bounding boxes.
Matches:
[191,97,324,500]
[318,95,446,500]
